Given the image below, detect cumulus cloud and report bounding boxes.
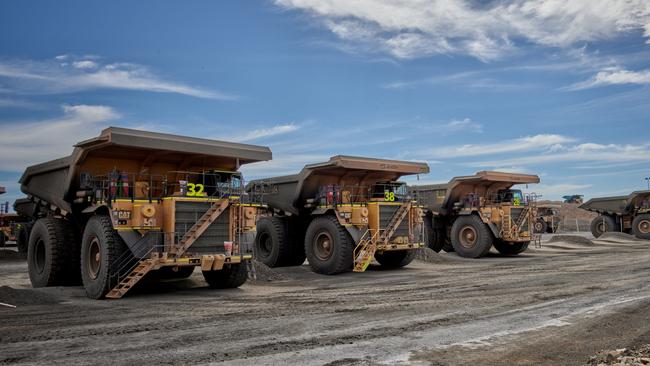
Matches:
[567,67,650,90]
[0,104,121,171]
[275,0,650,61]
[0,56,237,100]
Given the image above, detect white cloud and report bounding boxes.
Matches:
[524,183,593,199]
[0,98,39,109]
[436,118,483,135]
[567,68,650,90]
[468,142,650,168]
[72,60,98,69]
[419,134,574,158]
[0,104,120,171]
[275,0,650,61]
[0,57,237,100]
[232,123,300,142]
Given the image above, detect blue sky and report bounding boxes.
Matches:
[1,0,650,207]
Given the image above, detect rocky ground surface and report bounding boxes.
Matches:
[1,232,649,365]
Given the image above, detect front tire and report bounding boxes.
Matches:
[631,214,650,240]
[28,218,78,287]
[304,216,353,274]
[80,215,130,299]
[254,217,291,267]
[450,215,493,258]
[202,263,248,289]
[374,250,416,269]
[493,240,529,256]
[590,215,616,238]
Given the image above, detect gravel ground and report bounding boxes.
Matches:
[1,233,649,365]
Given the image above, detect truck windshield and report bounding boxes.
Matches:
[370,182,407,202]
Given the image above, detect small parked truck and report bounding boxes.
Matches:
[411,171,540,258]
[534,205,561,234]
[246,156,430,274]
[580,191,650,239]
[16,127,271,299]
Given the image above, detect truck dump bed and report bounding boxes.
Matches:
[19,127,272,214]
[247,155,429,215]
[412,171,540,214]
[580,191,650,215]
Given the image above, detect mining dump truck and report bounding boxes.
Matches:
[246,156,430,274]
[580,191,650,239]
[16,127,271,299]
[534,205,561,234]
[411,171,540,258]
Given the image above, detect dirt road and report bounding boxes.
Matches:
[1,233,649,365]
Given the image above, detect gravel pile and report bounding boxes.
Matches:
[0,286,61,307]
[586,345,650,365]
[414,248,452,263]
[249,260,287,282]
[600,232,646,242]
[548,235,595,246]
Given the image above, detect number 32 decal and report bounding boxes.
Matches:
[187,183,205,196]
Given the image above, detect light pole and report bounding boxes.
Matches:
[645,177,650,190]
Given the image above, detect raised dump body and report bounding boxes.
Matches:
[17,127,271,299]
[580,191,650,239]
[411,171,540,258]
[247,155,430,274]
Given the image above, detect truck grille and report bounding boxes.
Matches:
[175,201,230,253]
[379,204,409,240]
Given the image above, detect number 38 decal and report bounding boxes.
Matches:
[384,191,395,202]
[187,183,206,197]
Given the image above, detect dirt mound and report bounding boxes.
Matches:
[599,232,646,242]
[249,260,287,282]
[585,345,650,365]
[414,248,452,263]
[0,286,61,307]
[548,235,594,246]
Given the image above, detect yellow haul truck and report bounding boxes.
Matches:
[411,171,540,258]
[246,156,430,274]
[15,127,271,299]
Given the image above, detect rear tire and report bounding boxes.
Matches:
[533,220,547,234]
[16,223,31,255]
[202,263,248,288]
[441,241,454,252]
[425,217,444,253]
[80,215,130,299]
[590,215,616,238]
[27,218,77,287]
[450,215,493,258]
[493,240,529,256]
[254,217,291,267]
[374,250,416,268]
[304,216,353,274]
[631,214,650,240]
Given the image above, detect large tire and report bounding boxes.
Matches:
[304,216,353,274]
[374,250,416,269]
[27,218,77,287]
[254,216,291,267]
[441,240,454,252]
[631,214,650,240]
[493,240,529,256]
[425,217,444,253]
[450,215,493,258]
[590,215,616,238]
[202,263,248,289]
[80,215,130,299]
[533,220,547,234]
[16,223,32,255]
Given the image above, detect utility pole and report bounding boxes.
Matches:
[645,177,650,190]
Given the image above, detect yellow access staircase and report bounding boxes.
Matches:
[105,199,230,299]
[352,201,412,272]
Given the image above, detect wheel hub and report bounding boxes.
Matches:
[459,226,478,248]
[314,231,334,261]
[639,220,650,234]
[87,237,101,280]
